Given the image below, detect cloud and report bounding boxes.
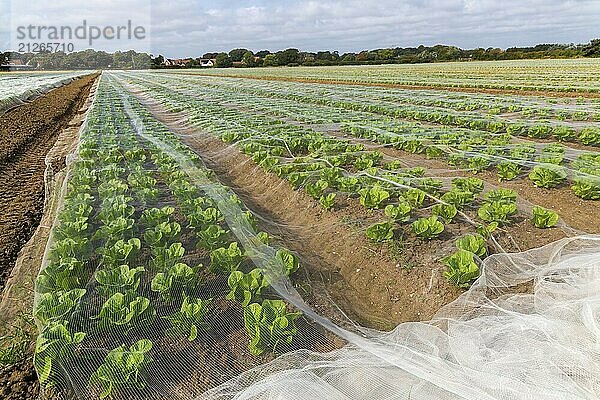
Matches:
[1,0,599,56]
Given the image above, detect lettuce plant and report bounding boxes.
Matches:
[89,339,153,399]
[286,172,309,189]
[578,126,600,146]
[531,206,559,228]
[144,222,181,248]
[150,242,185,272]
[36,257,87,294]
[96,217,135,245]
[164,296,211,341]
[440,189,476,209]
[366,221,395,242]
[198,224,229,250]
[96,293,155,332]
[95,265,146,297]
[99,238,141,269]
[188,207,224,231]
[443,250,480,288]
[411,216,444,240]
[528,165,567,188]
[274,249,300,276]
[337,176,358,192]
[478,201,517,225]
[210,242,245,274]
[34,289,86,326]
[571,178,600,200]
[483,188,517,204]
[319,193,336,210]
[151,263,197,300]
[35,321,86,386]
[226,269,269,307]
[455,234,487,258]
[431,203,457,223]
[497,162,521,181]
[140,206,174,227]
[403,188,426,208]
[359,186,390,209]
[243,300,301,356]
[384,201,412,222]
[452,177,484,194]
[305,180,328,199]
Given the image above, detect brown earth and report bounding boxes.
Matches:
[0,73,98,292]
[0,359,39,400]
[180,72,600,99]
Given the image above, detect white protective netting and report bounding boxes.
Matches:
[202,234,600,400]
[32,72,600,400]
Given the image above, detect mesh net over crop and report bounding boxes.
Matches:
[33,72,600,400]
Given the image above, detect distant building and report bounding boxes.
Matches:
[199,58,216,67]
[0,59,35,71]
[163,58,193,67]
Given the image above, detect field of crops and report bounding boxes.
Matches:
[176,58,600,93]
[0,72,90,113]
[1,60,599,399]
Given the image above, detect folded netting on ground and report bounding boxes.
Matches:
[32,74,600,400]
[202,235,600,400]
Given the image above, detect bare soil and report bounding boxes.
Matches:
[0,359,39,400]
[0,73,98,292]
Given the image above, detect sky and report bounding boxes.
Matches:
[1,0,599,57]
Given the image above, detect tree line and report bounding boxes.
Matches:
[195,40,600,68]
[1,49,151,70]
[2,39,599,70]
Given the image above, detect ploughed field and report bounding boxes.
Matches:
[0,60,598,399]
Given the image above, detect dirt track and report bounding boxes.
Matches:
[0,73,97,293]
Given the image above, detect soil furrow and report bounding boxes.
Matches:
[0,73,98,293]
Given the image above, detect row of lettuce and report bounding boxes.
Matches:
[136,72,600,200]
[119,73,563,288]
[34,76,306,399]
[142,72,600,147]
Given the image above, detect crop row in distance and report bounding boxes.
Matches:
[133,71,600,147]
[0,72,90,112]
[170,59,600,93]
[113,71,582,287]
[34,75,312,398]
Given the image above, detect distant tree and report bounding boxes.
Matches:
[583,39,600,57]
[0,52,7,65]
[215,52,233,67]
[151,54,164,67]
[202,52,219,59]
[277,48,300,65]
[376,49,395,60]
[255,50,271,58]
[242,50,256,67]
[228,48,249,62]
[341,53,357,62]
[262,54,279,67]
